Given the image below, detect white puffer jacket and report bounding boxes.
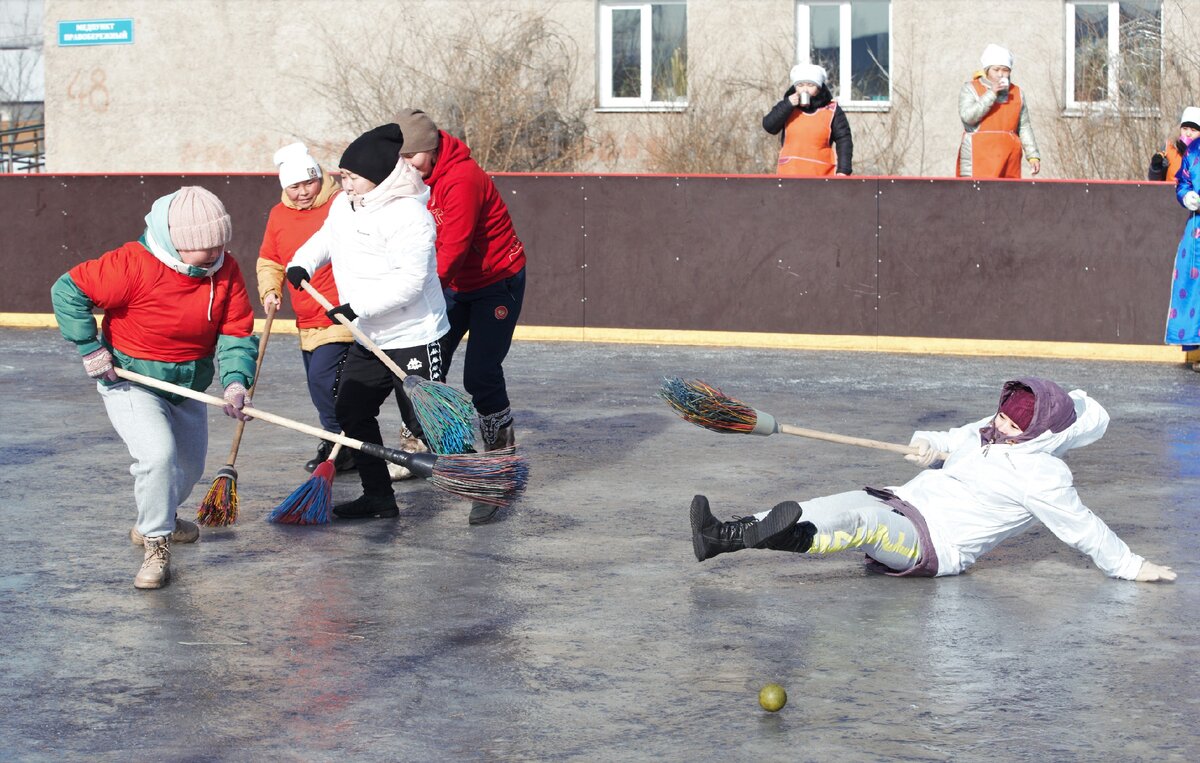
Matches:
[290,160,449,350]
[894,390,1144,579]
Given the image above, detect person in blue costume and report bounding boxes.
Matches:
[1166,136,1200,370]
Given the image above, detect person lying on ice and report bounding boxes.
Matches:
[690,377,1177,583]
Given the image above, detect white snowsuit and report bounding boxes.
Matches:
[895,390,1144,579]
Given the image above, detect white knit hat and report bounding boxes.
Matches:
[273,142,322,188]
[980,44,1014,69]
[789,63,827,87]
[1180,107,1200,128]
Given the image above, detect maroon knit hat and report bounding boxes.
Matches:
[999,388,1036,431]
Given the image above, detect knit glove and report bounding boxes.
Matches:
[903,437,940,468]
[1134,560,1177,582]
[1149,152,1167,172]
[285,266,311,290]
[326,303,358,324]
[222,382,253,421]
[1184,191,1200,211]
[81,347,118,382]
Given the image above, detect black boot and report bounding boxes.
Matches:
[304,440,333,473]
[332,492,399,519]
[745,501,805,550]
[333,446,357,472]
[469,421,516,525]
[690,496,805,562]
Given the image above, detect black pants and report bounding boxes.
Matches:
[440,267,526,417]
[335,340,445,496]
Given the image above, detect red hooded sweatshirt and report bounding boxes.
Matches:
[425,131,526,292]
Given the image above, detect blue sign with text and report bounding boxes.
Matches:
[58,19,134,47]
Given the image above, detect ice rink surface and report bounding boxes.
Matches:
[2,328,1197,761]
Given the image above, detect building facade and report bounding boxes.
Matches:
[36,0,1200,179]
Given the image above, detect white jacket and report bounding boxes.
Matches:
[893,391,1144,579]
[290,161,449,350]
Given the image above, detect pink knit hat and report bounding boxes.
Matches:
[168,186,232,250]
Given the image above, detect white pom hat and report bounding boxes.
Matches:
[789,63,827,88]
[273,142,322,188]
[980,44,1014,69]
[1180,107,1200,128]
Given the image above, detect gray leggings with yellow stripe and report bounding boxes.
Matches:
[753,490,920,572]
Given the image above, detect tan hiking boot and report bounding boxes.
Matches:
[130,515,200,545]
[134,536,171,589]
[388,428,429,481]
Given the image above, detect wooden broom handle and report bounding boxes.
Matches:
[114,367,369,452]
[298,278,410,379]
[223,303,277,463]
[778,423,949,460]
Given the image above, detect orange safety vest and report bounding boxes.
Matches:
[1163,143,1184,182]
[777,104,837,177]
[957,79,1024,179]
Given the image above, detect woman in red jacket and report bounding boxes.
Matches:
[256,142,356,473]
[394,108,527,525]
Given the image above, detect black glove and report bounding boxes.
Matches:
[326,303,358,323]
[286,266,311,290]
[1150,153,1167,171]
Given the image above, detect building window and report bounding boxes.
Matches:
[1066,1,1162,110]
[795,1,891,107]
[598,1,687,110]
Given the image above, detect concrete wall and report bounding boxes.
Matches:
[3,173,1183,350]
[38,1,1200,178]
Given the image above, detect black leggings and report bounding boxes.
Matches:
[335,340,445,496]
[440,268,525,417]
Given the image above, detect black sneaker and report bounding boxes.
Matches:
[333,493,399,519]
[304,440,334,473]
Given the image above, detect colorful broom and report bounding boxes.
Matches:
[195,304,278,526]
[657,377,947,459]
[113,368,529,508]
[298,279,476,454]
[268,442,345,524]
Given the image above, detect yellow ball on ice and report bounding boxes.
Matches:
[758,683,787,712]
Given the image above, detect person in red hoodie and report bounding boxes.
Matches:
[394,108,528,525]
[256,142,356,473]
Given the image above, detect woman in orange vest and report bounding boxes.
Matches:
[763,63,852,177]
[956,44,1040,179]
[1148,107,1200,182]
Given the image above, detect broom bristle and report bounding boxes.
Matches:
[196,466,238,527]
[268,461,335,525]
[428,447,528,507]
[657,377,759,433]
[405,377,477,454]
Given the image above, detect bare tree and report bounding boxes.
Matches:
[1046,5,1200,180]
[310,3,595,172]
[0,0,43,125]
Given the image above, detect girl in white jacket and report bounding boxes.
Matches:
[690,377,1176,583]
[286,123,449,520]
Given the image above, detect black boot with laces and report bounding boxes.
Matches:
[690,495,805,561]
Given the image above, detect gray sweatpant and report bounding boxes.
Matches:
[754,490,920,572]
[99,381,207,539]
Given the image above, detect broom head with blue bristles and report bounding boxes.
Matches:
[402,375,477,454]
[268,460,335,525]
[657,377,763,434]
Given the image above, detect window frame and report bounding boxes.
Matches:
[597,0,688,112]
[794,0,892,111]
[1063,0,1163,114]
